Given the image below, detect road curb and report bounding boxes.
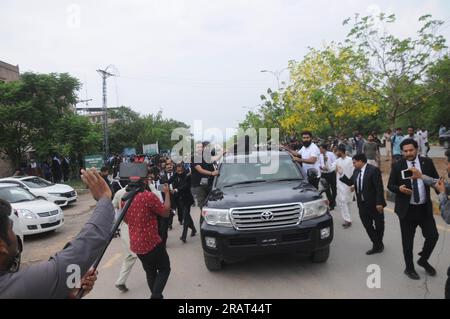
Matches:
[75,189,89,195]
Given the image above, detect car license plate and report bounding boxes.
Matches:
[49,217,57,223]
[261,238,278,245]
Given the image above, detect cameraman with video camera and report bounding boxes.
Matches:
[123,169,172,299]
[0,168,113,298]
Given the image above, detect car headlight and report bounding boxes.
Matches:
[302,199,329,221]
[48,193,63,197]
[17,209,38,219]
[202,208,232,227]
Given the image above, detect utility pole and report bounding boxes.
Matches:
[97,67,115,162]
[260,68,289,91]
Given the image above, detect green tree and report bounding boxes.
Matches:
[343,13,447,127]
[34,113,102,174]
[282,44,379,135]
[140,111,190,151]
[107,107,191,154]
[239,88,289,139]
[108,106,145,154]
[0,72,80,167]
[420,55,450,136]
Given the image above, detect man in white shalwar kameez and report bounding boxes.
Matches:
[333,144,355,228]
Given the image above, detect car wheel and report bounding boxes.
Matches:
[444,141,450,149]
[204,253,223,271]
[310,246,330,263]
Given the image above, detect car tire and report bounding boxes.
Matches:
[310,246,330,263]
[204,253,223,271]
[444,141,450,149]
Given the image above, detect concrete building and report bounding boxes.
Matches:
[0,60,20,83]
[0,60,20,177]
[76,107,118,125]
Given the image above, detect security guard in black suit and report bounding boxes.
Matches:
[338,153,386,255]
[388,138,440,280]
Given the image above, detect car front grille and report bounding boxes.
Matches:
[230,203,303,231]
[281,232,310,242]
[38,210,59,218]
[41,221,61,229]
[61,191,76,198]
[229,237,258,246]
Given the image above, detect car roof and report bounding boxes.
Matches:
[221,150,293,163]
[0,176,37,181]
[0,183,22,188]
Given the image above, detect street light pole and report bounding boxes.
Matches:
[260,68,288,91]
[97,67,115,162]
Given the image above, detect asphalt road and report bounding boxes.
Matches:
[83,202,450,299]
[20,146,449,299]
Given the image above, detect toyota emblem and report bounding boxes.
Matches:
[261,211,274,221]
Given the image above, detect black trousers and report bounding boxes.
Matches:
[176,200,184,224]
[322,172,337,209]
[309,177,320,189]
[157,216,169,246]
[168,210,174,228]
[399,204,439,271]
[180,202,196,240]
[137,243,171,299]
[446,266,450,299]
[358,204,385,247]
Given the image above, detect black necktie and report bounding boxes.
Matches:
[411,161,420,203]
[358,170,364,201]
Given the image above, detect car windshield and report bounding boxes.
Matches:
[216,157,303,188]
[0,187,36,203]
[21,177,54,188]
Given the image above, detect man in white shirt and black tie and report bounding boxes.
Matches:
[388,138,440,280]
[319,144,337,210]
[161,159,178,225]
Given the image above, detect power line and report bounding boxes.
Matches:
[117,74,270,89]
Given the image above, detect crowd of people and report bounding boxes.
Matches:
[281,128,449,298]
[1,125,449,299]
[12,154,72,183]
[96,127,450,299]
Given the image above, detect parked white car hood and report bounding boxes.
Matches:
[39,184,74,194]
[11,199,61,214]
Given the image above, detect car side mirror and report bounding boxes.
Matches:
[36,196,46,200]
[307,168,319,180]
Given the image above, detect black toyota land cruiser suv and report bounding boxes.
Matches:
[200,150,333,271]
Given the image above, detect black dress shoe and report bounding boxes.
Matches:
[191,231,197,237]
[180,237,186,243]
[115,284,129,292]
[404,269,420,280]
[366,245,384,255]
[417,259,437,276]
[342,222,352,228]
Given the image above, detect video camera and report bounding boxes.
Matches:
[118,163,148,192]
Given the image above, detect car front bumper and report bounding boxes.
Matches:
[201,214,333,261]
[20,213,65,235]
[48,194,78,207]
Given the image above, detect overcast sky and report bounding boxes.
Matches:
[1,0,449,142]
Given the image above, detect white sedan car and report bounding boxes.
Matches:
[0,176,77,207]
[0,183,64,235]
